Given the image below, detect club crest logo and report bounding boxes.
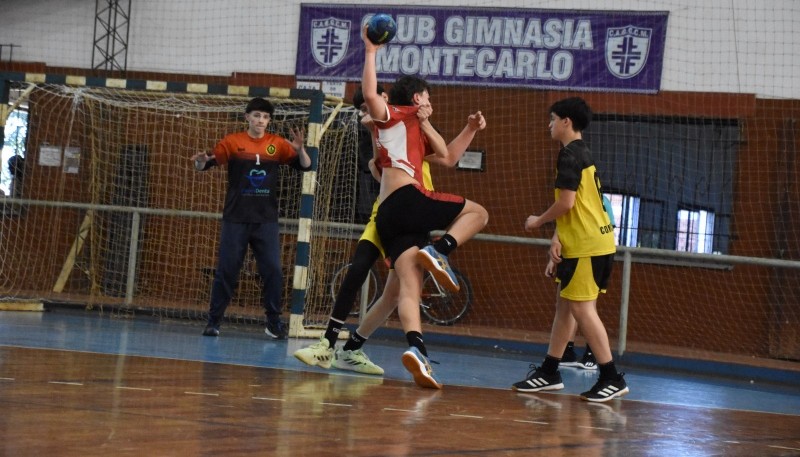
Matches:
[266,144,276,156]
[605,25,652,79]
[311,17,351,68]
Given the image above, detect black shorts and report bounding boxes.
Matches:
[556,253,615,302]
[375,183,466,264]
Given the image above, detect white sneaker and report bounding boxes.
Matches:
[293,337,334,369]
[333,348,384,375]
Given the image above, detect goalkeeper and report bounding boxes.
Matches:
[192,97,311,340]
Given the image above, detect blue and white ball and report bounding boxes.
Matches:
[366,14,397,45]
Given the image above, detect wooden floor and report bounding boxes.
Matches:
[1,310,799,456]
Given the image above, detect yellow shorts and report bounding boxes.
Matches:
[358,199,385,258]
[556,254,614,302]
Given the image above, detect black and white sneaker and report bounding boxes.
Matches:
[265,319,288,340]
[560,347,580,367]
[578,350,598,370]
[580,374,629,402]
[511,365,564,392]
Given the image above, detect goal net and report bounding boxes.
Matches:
[0,81,361,333]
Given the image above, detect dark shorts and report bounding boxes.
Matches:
[556,253,614,302]
[375,183,466,264]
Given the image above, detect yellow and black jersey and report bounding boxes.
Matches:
[554,140,616,258]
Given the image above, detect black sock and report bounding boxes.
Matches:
[599,360,619,381]
[583,344,593,357]
[406,331,428,357]
[541,355,561,375]
[342,330,367,351]
[433,234,458,256]
[323,318,344,348]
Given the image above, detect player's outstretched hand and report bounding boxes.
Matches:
[524,214,543,232]
[191,152,210,171]
[289,126,306,150]
[467,111,486,131]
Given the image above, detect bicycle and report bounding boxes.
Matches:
[329,260,473,326]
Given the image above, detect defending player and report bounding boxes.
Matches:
[511,97,629,402]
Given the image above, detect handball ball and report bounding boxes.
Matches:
[366,13,397,45]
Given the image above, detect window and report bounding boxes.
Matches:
[604,192,639,247]
[676,208,716,253]
[586,116,738,254]
[2,106,28,197]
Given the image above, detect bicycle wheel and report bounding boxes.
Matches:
[329,263,380,317]
[420,268,472,325]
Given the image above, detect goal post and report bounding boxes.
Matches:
[0,71,362,336]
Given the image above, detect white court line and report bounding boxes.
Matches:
[449,414,483,419]
[49,381,83,386]
[320,402,352,407]
[383,408,415,412]
[723,440,740,444]
[252,396,285,402]
[115,386,152,391]
[513,419,549,425]
[578,425,613,432]
[0,377,14,381]
[184,391,218,396]
[768,445,800,451]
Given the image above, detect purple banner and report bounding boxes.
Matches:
[297,4,668,93]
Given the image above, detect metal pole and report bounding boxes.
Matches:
[125,211,141,305]
[618,250,632,356]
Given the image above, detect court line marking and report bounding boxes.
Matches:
[643,432,675,437]
[115,386,152,391]
[0,377,14,381]
[184,391,218,396]
[450,414,484,419]
[49,381,83,386]
[252,396,285,402]
[579,425,613,432]
[768,445,800,451]
[513,419,549,425]
[320,402,352,407]
[383,408,415,412]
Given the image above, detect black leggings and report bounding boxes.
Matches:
[330,240,382,321]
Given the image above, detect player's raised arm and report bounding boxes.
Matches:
[361,27,388,123]
[191,151,216,171]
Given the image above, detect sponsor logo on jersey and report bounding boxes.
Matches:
[247,169,267,188]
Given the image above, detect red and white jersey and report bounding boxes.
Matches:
[372,104,429,185]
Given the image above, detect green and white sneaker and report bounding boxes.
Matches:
[293,337,334,369]
[333,348,385,375]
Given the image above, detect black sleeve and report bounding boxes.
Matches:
[200,157,218,171]
[288,155,312,172]
[554,151,581,191]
